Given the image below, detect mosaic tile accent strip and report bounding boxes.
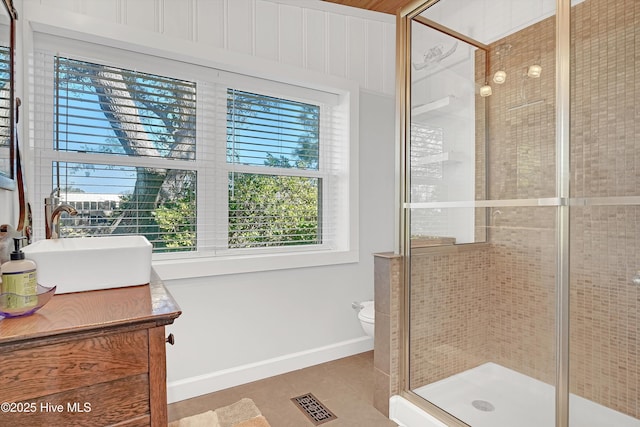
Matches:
[291,393,337,425]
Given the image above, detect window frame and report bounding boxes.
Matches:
[30,32,359,279]
[223,86,329,253]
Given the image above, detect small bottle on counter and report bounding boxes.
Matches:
[0,237,37,309]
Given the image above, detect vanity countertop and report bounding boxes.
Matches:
[0,269,181,348]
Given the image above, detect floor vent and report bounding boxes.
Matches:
[291,393,337,425]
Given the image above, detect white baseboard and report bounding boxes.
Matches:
[167,336,374,404]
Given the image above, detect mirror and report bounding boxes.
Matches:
[0,0,15,190]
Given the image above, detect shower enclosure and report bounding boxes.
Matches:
[396,0,639,426]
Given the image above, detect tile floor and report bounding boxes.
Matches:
[168,351,398,427]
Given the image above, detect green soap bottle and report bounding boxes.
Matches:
[0,237,37,309]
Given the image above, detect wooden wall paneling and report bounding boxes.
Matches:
[304,8,327,74]
[123,0,159,32]
[255,0,279,61]
[81,0,121,24]
[40,0,77,13]
[226,0,254,55]
[346,17,367,86]
[382,21,395,94]
[278,4,304,67]
[194,0,226,48]
[365,19,384,93]
[162,0,193,41]
[327,12,348,78]
[35,0,397,95]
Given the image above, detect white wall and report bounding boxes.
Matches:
[165,90,394,402]
[20,0,396,402]
[33,0,395,96]
[0,191,13,225]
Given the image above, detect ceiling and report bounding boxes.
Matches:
[322,0,415,15]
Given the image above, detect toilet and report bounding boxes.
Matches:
[356,300,375,338]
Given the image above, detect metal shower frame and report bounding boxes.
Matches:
[395,0,571,426]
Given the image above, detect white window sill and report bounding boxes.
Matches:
[152,249,359,280]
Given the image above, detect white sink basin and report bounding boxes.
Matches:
[23,236,152,294]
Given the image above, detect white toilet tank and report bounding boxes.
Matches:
[357,300,375,338]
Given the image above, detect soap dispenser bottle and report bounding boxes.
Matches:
[0,237,37,309]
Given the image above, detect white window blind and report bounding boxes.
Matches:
[32,35,351,269]
[227,89,319,169]
[227,89,322,248]
[48,56,198,253]
[0,44,10,169]
[54,57,197,160]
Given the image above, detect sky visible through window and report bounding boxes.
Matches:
[0,45,10,147]
[48,57,327,250]
[55,60,321,195]
[54,56,196,195]
[226,88,320,171]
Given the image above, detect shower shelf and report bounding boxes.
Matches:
[420,151,462,165]
[411,95,454,117]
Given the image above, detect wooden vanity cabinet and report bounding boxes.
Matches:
[0,272,181,426]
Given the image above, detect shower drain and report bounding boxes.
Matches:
[472,400,496,412]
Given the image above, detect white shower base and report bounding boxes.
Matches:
[390,362,640,427]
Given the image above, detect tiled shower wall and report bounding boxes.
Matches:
[409,245,492,388]
[407,0,639,419]
[484,7,558,387]
[568,0,639,417]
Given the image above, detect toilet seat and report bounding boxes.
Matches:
[358,301,374,323]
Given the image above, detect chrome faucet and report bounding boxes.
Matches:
[45,188,78,239]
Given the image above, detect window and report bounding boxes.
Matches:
[227,89,322,248]
[52,57,197,253]
[0,43,10,172]
[32,35,356,276]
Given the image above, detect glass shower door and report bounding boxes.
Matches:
[403,1,560,426]
[568,0,640,426]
